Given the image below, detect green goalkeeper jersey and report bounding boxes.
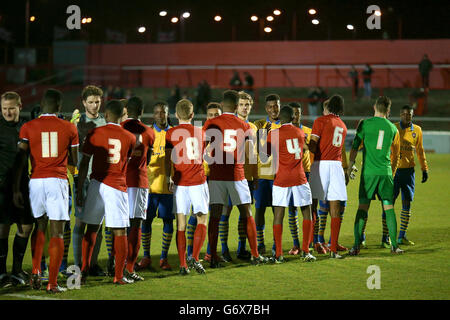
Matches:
[352,117,400,176]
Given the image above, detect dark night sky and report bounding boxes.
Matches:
[0,0,449,47]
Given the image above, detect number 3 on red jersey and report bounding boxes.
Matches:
[108,138,121,164]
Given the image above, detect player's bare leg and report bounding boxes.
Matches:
[300,205,316,262]
[237,204,268,265]
[208,204,224,268]
[47,219,67,293]
[125,218,144,281]
[329,200,343,259]
[176,213,190,275]
[272,206,286,263]
[191,212,207,274]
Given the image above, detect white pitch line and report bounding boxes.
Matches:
[3,293,71,300]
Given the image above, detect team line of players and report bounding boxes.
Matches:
[0,85,428,293]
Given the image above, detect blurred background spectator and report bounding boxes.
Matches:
[419,54,433,89]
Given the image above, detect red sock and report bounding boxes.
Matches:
[273,224,283,258]
[81,231,97,273]
[114,235,128,281]
[302,220,312,253]
[48,237,64,288]
[31,230,45,275]
[126,227,140,273]
[176,231,187,268]
[246,216,259,258]
[208,216,220,260]
[193,224,206,261]
[330,217,341,253]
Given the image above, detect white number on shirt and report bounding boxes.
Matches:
[41,132,58,158]
[332,126,344,147]
[286,138,301,159]
[186,137,200,160]
[376,130,385,150]
[108,138,121,164]
[224,129,237,152]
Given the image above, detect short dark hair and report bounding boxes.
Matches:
[265,94,280,103]
[279,105,294,122]
[288,102,302,111]
[222,90,239,106]
[42,89,63,112]
[105,99,124,118]
[375,96,391,114]
[207,102,222,111]
[326,95,344,115]
[126,96,144,116]
[154,101,169,112]
[81,85,103,101]
[401,104,413,112]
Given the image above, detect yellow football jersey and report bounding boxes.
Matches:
[254,118,282,180]
[395,122,428,171]
[300,124,312,173]
[148,124,172,194]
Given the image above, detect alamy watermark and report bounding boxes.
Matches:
[366,265,381,289]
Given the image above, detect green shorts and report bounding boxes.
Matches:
[359,174,394,204]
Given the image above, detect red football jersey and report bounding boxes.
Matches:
[121,118,155,189]
[82,123,136,192]
[311,114,347,161]
[19,114,79,179]
[166,123,206,186]
[267,124,307,187]
[203,113,254,181]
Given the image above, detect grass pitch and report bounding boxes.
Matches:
[1,153,449,300]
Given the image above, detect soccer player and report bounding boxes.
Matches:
[136,102,174,271]
[76,100,136,284]
[72,85,108,276]
[262,106,316,263]
[253,94,281,254]
[121,97,155,281]
[393,105,428,245]
[216,91,257,262]
[165,99,208,275]
[287,102,312,255]
[393,105,428,244]
[186,102,222,262]
[309,95,348,259]
[348,96,404,255]
[0,92,34,287]
[203,90,267,267]
[13,89,79,293]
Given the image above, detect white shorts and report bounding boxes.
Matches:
[77,179,130,228]
[310,161,347,201]
[128,187,148,220]
[29,178,69,221]
[173,182,209,216]
[272,183,312,207]
[209,179,251,206]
